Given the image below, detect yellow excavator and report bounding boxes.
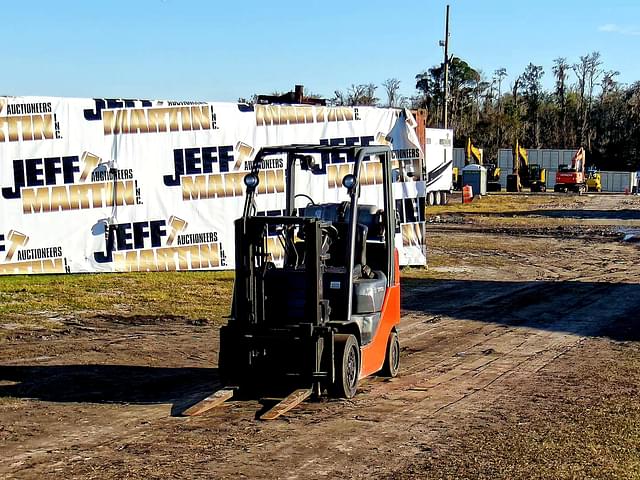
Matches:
[507,141,546,192]
[466,137,483,165]
[461,138,501,191]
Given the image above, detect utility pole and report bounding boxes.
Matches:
[441,5,450,129]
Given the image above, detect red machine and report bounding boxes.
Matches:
[555,147,587,193]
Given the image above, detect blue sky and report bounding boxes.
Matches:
[2,0,638,102]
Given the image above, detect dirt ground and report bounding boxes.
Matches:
[1,193,640,479]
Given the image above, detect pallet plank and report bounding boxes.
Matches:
[260,388,312,421]
[182,388,234,416]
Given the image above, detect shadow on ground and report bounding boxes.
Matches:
[401,278,640,342]
[0,365,220,415]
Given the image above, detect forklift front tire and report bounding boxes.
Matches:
[380,330,400,377]
[330,334,360,399]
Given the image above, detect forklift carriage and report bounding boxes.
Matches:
[219,145,401,399]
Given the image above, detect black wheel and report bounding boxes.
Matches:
[441,191,449,205]
[330,334,360,399]
[427,191,435,206]
[380,330,400,377]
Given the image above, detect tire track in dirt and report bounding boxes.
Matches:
[181,273,640,479]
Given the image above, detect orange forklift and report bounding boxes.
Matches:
[218,144,401,407]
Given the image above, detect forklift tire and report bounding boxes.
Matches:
[380,330,400,378]
[330,334,360,399]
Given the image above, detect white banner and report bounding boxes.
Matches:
[0,97,426,274]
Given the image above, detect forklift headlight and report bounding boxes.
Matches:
[342,174,357,190]
[298,155,316,170]
[244,173,260,190]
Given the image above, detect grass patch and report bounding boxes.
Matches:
[0,271,235,335]
[428,193,562,215]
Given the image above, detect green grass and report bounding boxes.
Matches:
[428,193,561,215]
[0,271,235,336]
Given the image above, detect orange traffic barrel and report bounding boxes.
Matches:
[462,185,473,203]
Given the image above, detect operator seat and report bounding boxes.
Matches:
[304,203,387,320]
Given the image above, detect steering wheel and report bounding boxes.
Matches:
[294,193,316,206]
[321,224,339,242]
[320,224,339,257]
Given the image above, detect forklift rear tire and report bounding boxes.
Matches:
[330,334,360,399]
[380,330,400,377]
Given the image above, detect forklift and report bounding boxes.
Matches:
[217,144,401,412]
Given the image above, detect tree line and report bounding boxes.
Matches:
[329,53,640,171]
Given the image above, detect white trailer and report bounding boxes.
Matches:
[423,128,454,205]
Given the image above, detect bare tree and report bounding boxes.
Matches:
[382,78,401,108]
[332,84,379,106]
[573,51,603,147]
[493,68,508,148]
[601,70,620,98]
[332,90,348,106]
[511,76,522,141]
[552,58,569,147]
[494,68,508,112]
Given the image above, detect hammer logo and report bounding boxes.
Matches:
[376,132,392,146]
[235,142,255,170]
[166,216,188,245]
[80,151,102,182]
[5,230,29,261]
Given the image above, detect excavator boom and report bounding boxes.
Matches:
[555,147,587,193]
[507,141,546,192]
